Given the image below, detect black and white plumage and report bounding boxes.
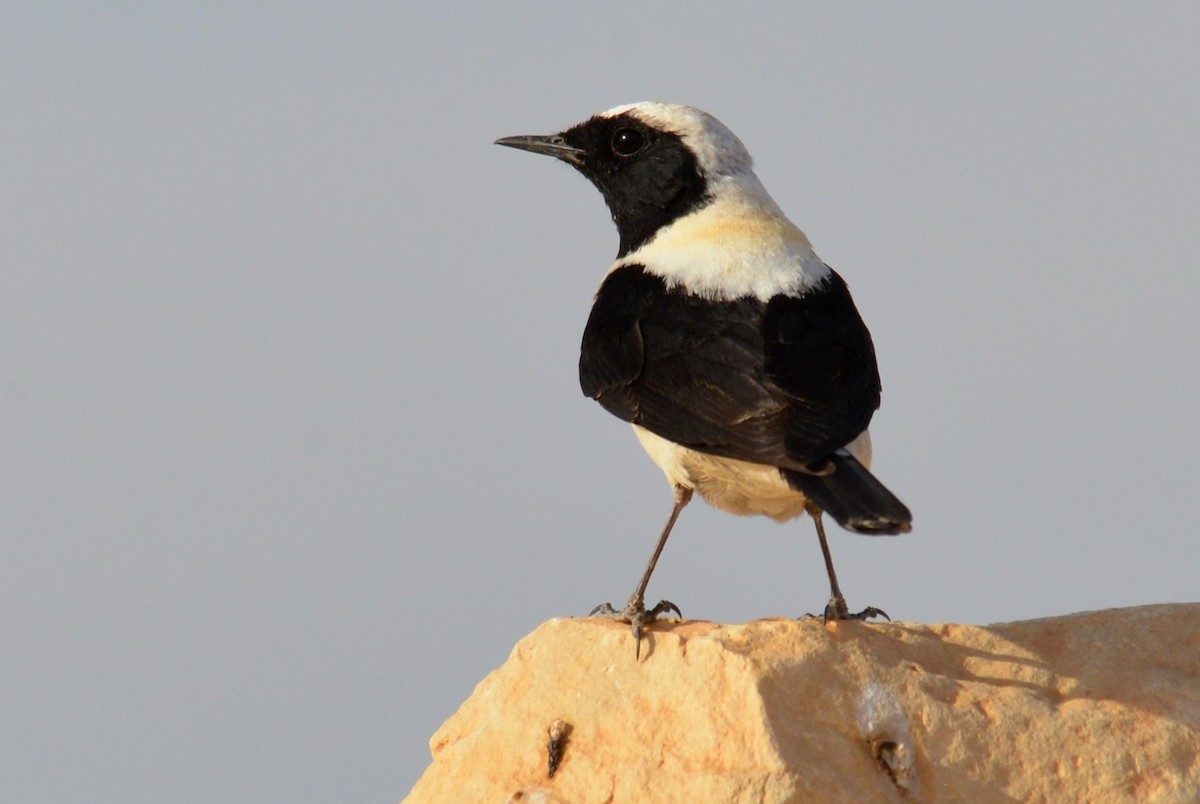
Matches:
[497,102,911,654]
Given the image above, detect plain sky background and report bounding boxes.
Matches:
[3,4,1198,801]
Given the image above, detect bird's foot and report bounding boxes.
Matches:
[806,595,890,623]
[589,597,682,659]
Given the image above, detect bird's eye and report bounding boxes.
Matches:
[611,127,647,157]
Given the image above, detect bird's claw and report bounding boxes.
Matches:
[589,598,682,659]
[841,604,890,622]
[646,599,682,620]
[805,596,890,623]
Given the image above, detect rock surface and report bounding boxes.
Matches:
[405,604,1200,802]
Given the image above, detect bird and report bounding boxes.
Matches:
[496,102,912,657]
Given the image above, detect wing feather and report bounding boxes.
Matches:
[579,264,880,470]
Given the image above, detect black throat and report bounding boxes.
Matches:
[558,113,712,258]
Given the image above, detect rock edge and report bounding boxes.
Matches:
[406,604,1200,803]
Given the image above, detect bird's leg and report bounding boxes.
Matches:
[591,485,692,658]
[807,503,889,622]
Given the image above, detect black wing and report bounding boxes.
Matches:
[579,264,881,470]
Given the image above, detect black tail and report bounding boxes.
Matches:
[785,451,912,535]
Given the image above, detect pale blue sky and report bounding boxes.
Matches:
[3,4,1198,800]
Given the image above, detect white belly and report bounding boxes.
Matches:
[632,425,873,523]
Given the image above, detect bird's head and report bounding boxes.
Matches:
[497,102,757,257]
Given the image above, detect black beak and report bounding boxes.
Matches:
[495,134,585,164]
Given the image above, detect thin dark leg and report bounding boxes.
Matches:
[591,485,693,658]
[807,503,889,623]
[811,505,849,619]
[628,485,692,610]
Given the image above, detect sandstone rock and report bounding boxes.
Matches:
[405,604,1200,802]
